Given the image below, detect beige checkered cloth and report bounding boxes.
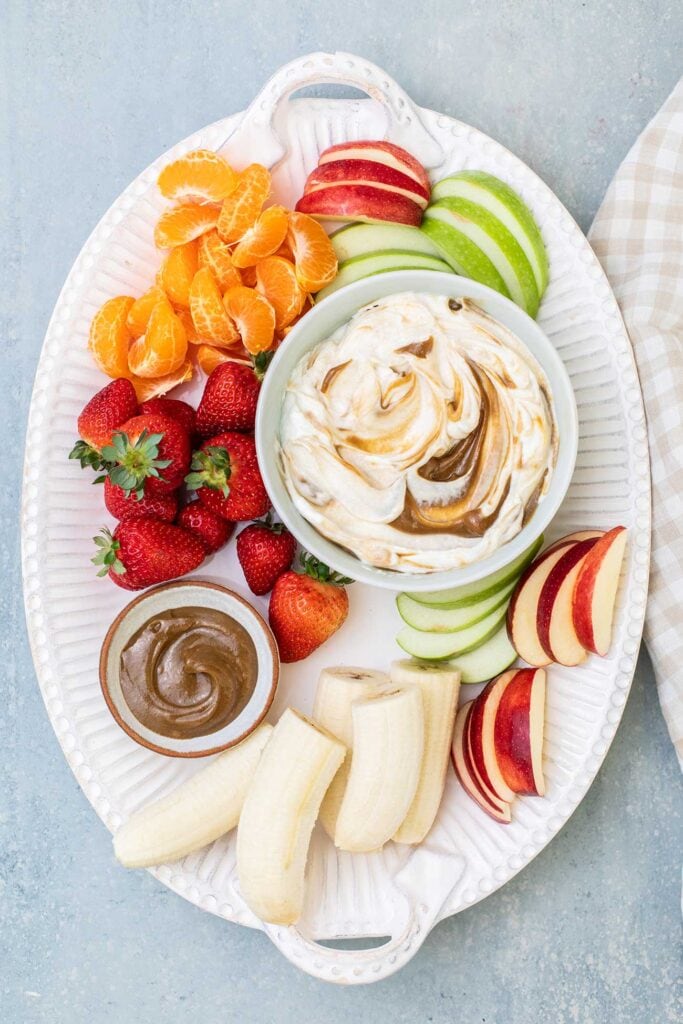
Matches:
[589,79,683,770]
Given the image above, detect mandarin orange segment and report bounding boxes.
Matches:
[287,211,337,292]
[177,307,205,345]
[239,265,258,288]
[131,359,193,403]
[223,285,275,355]
[216,164,271,243]
[189,266,240,348]
[231,205,289,268]
[274,238,295,262]
[157,149,237,204]
[158,239,199,307]
[154,202,221,249]
[88,295,135,378]
[195,344,250,375]
[127,298,188,378]
[255,256,306,333]
[126,286,167,339]
[280,296,313,338]
[197,230,242,291]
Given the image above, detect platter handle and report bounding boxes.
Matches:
[261,840,464,985]
[219,50,444,169]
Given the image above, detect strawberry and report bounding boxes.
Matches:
[186,432,271,521]
[101,414,190,497]
[268,554,351,662]
[236,515,297,595]
[195,355,271,437]
[140,397,196,437]
[69,378,138,469]
[92,517,205,590]
[176,502,234,554]
[104,477,178,523]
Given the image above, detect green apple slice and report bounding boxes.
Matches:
[406,536,543,608]
[447,625,517,683]
[431,172,549,294]
[421,217,510,297]
[424,198,540,316]
[330,223,440,262]
[315,250,452,301]
[396,578,515,633]
[396,604,507,660]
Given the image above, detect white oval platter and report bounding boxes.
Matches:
[21,52,650,985]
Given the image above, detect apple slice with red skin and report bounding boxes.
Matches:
[304,160,430,208]
[544,529,604,554]
[507,542,581,666]
[317,140,430,192]
[463,700,513,814]
[295,185,423,226]
[536,537,600,666]
[572,526,628,655]
[494,668,546,796]
[451,703,511,824]
[468,671,518,803]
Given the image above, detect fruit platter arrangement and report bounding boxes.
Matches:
[22,53,650,984]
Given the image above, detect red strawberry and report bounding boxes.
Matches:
[69,378,138,469]
[186,432,271,521]
[92,517,205,590]
[268,554,351,662]
[176,502,234,554]
[140,397,196,437]
[102,414,190,497]
[236,516,297,595]
[195,356,271,437]
[104,477,178,523]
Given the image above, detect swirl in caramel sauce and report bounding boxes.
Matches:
[119,607,258,739]
[279,293,558,573]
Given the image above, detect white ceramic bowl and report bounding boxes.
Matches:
[100,581,279,757]
[256,271,578,592]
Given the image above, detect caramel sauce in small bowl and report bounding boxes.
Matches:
[100,582,279,758]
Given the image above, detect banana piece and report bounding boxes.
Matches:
[236,708,345,925]
[334,687,424,853]
[114,723,273,868]
[312,666,391,838]
[390,660,461,845]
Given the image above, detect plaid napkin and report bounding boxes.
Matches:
[589,79,683,770]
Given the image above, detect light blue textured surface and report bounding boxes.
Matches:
[2,2,682,1021]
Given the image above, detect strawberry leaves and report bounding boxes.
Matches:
[100,429,172,500]
[92,528,126,577]
[185,445,232,496]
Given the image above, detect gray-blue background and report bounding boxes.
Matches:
[2,2,682,1021]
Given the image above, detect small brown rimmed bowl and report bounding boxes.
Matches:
[100,580,279,758]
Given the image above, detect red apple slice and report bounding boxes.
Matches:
[317,140,430,192]
[494,668,546,796]
[507,543,581,666]
[304,160,430,208]
[295,185,423,226]
[451,703,511,824]
[544,529,604,554]
[536,537,599,665]
[468,672,518,803]
[572,526,628,655]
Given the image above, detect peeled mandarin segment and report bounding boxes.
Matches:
[131,359,193,403]
[177,307,205,345]
[274,238,295,262]
[154,203,221,249]
[158,240,199,307]
[240,265,258,288]
[88,295,135,378]
[197,230,242,290]
[223,285,276,355]
[157,149,237,204]
[231,205,289,268]
[127,286,167,339]
[189,266,240,347]
[287,211,338,292]
[127,299,188,378]
[216,164,271,244]
[255,256,306,332]
[280,296,313,338]
[195,343,250,374]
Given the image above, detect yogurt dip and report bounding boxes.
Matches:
[279,292,558,573]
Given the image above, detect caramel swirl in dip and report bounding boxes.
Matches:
[120,607,258,738]
[279,293,558,573]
